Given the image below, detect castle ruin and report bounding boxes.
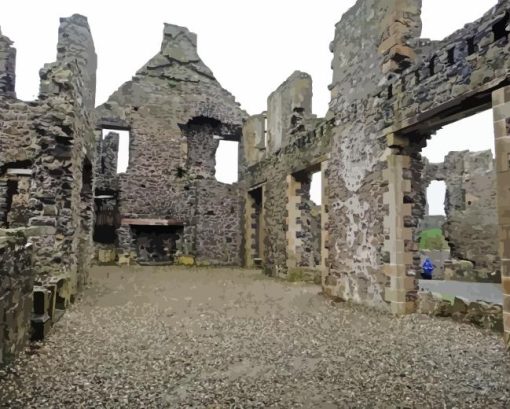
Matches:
[2,0,510,366]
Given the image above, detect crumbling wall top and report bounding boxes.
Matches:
[266,71,313,153]
[0,27,16,99]
[161,23,199,63]
[96,22,245,136]
[329,0,422,106]
[54,14,97,111]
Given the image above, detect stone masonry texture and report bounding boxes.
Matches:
[3,0,510,368]
[95,23,246,266]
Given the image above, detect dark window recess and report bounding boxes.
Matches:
[493,12,510,42]
[429,56,437,76]
[467,37,476,55]
[447,47,455,65]
[415,71,420,84]
[387,84,393,99]
[206,210,215,216]
[2,180,18,227]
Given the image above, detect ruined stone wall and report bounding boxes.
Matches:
[267,71,313,153]
[323,0,422,309]
[96,24,246,265]
[0,14,97,294]
[0,29,15,98]
[95,131,119,192]
[442,151,498,276]
[0,229,33,365]
[239,71,329,275]
[195,181,243,265]
[322,0,510,311]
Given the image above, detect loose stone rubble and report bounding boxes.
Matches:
[1,267,509,408]
[1,0,510,382]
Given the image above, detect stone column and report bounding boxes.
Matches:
[492,86,510,345]
[320,160,329,271]
[244,191,256,268]
[383,134,416,315]
[286,174,302,270]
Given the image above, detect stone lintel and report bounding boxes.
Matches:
[121,218,183,226]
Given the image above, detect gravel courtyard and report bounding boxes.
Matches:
[1,266,509,408]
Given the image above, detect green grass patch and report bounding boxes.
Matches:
[420,228,449,250]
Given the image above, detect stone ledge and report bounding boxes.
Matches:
[417,291,503,332]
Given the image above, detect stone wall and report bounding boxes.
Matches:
[442,151,498,277]
[0,229,33,365]
[0,15,98,361]
[95,23,246,266]
[239,71,329,276]
[0,28,15,98]
[422,150,499,280]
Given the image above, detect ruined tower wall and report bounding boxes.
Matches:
[324,0,423,308]
[96,24,246,266]
[95,131,119,192]
[323,0,510,311]
[0,15,98,364]
[0,229,33,365]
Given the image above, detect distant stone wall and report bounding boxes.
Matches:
[442,151,498,277]
[0,15,98,359]
[421,215,446,230]
[422,151,499,279]
[239,71,329,276]
[0,229,33,365]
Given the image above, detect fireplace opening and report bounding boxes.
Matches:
[131,225,184,265]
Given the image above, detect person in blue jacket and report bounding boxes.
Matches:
[422,257,434,280]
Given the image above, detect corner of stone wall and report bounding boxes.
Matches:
[382,133,418,315]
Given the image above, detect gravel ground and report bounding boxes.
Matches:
[1,266,509,408]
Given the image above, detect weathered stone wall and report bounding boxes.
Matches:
[0,29,15,98]
[239,71,329,276]
[195,181,243,265]
[323,0,422,309]
[421,150,499,279]
[95,131,119,192]
[96,24,246,266]
[267,71,313,154]
[443,150,498,276]
[0,229,33,365]
[0,15,98,360]
[322,0,510,313]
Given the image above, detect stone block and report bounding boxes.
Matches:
[177,255,195,266]
[451,296,468,314]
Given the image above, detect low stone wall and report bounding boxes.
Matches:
[0,228,33,365]
[416,291,503,332]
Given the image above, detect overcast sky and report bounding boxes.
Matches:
[0,0,498,211]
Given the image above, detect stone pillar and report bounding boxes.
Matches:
[383,134,416,315]
[321,160,329,271]
[492,86,510,345]
[244,191,256,268]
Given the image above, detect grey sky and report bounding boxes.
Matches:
[0,0,498,210]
